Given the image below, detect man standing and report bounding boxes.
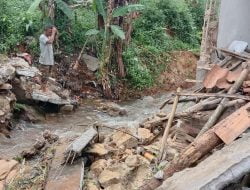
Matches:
[39,24,57,92]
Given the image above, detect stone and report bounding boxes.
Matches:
[98,170,120,188]
[0,159,19,181]
[130,164,152,189]
[87,143,109,156]
[60,104,74,113]
[8,57,29,68]
[105,183,124,190]
[112,130,138,149]
[90,159,108,177]
[32,89,70,105]
[154,170,164,180]
[16,66,40,77]
[21,105,45,122]
[136,147,145,155]
[0,62,15,82]
[138,128,153,142]
[0,83,12,90]
[82,54,100,72]
[86,181,100,190]
[125,155,140,168]
[43,130,59,144]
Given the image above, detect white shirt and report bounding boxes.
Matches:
[39,34,54,66]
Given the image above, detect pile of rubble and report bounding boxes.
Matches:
[0,55,75,136]
[63,46,250,190]
[137,47,250,189]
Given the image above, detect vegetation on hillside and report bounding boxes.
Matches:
[0,0,206,96]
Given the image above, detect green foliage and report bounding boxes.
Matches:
[28,0,43,13]
[112,4,145,17]
[123,46,153,89]
[122,0,205,89]
[157,0,197,44]
[93,0,106,19]
[55,0,74,19]
[85,29,100,36]
[14,103,26,112]
[185,0,206,29]
[110,25,125,40]
[56,6,96,53]
[28,0,73,19]
[0,0,42,53]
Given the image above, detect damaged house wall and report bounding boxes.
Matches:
[217,0,250,49]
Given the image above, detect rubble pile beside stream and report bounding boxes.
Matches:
[0,55,75,137]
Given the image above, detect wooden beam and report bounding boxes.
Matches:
[219,48,250,61]
[174,92,250,101]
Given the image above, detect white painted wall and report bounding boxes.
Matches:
[217,0,250,48]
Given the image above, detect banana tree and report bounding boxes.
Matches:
[28,0,73,23]
[87,0,144,98]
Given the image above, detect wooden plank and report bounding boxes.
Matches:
[219,48,250,61]
[214,103,250,144]
[203,65,229,89]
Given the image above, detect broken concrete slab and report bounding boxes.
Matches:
[65,127,97,155]
[82,54,100,72]
[156,133,250,190]
[32,89,70,105]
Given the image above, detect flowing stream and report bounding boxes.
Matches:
[0,94,194,159]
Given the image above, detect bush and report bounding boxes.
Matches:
[123,46,154,89]
[0,0,42,53]
[157,0,198,44]
[123,0,204,89]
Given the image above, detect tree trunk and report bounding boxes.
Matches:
[116,40,126,78]
[98,15,105,29]
[139,130,222,190]
[100,0,113,99]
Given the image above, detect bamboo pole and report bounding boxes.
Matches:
[174,92,250,101]
[158,88,181,161]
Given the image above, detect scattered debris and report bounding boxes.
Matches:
[64,127,97,160]
[138,48,250,190]
[0,55,77,136]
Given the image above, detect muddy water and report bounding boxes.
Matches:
[0,94,194,159]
